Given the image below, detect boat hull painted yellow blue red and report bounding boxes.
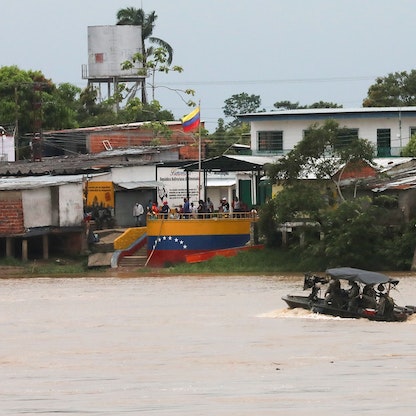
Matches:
[146,216,254,266]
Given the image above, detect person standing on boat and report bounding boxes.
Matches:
[325,279,345,308]
[133,202,144,226]
[183,197,191,219]
[219,197,230,213]
[361,284,377,309]
[197,199,207,218]
[161,200,170,219]
[206,197,214,213]
[347,280,360,312]
[151,201,159,218]
[377,284,395,319]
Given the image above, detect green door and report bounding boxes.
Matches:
[239,179,252,209]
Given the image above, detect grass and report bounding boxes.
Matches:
[0,246,326,277]
[162,246,326,275]
[0,255,90,276]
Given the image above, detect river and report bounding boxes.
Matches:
[1,273,416,415]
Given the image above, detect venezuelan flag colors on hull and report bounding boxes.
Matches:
[146,217,253,266]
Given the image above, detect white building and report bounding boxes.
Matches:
[238,107,416,157]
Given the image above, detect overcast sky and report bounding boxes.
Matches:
[2,0,416,131]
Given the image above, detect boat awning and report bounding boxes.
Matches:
[326,267,398,285]
[115,180,164,190]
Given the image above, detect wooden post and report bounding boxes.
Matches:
[42,234,49,260]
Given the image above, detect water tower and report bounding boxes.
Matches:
[82,25,145,101]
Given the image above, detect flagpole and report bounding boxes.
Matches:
[198,100,202,201]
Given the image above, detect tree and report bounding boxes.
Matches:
[222,93,263,128]
[319,198,389,269]
[363,70,416,107]
[267,119,375,201]
[273,100,342,110]
[0,66,83,158]
[122,47,194,106]
[206,120,250,157]
[401,133,416,156]
[116,7,173,104]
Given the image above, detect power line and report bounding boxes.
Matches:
[160,75,379,87]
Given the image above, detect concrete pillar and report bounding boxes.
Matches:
[22,239,28,261]
[42,234,49,260]
[6,237,14,257]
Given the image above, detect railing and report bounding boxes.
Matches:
[148,211,258,220]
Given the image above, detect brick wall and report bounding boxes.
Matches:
[87,123,205,159]
[0,191,25,234]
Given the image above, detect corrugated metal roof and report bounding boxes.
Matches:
[238,106,416,119]
[0,146,180,176]
[0,174,84,190]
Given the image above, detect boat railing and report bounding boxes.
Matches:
[148,210,258,221]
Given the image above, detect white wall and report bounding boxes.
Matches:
[157,166,200,208]
[0,135,15,162]
[59,183,84,227]
[22,183,83,228]
[22,188,52,228]
[250,114,416,154]
[111,165,156,182]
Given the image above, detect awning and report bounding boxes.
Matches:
[182,155,266,172]
[115,180,164,190]
[206,178,236,187]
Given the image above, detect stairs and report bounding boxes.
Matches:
[118,245,148,268]
[87,228,148,269]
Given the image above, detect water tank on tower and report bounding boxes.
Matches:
[82,25,145,99]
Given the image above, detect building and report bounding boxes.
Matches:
[41,121,205,160]
[0,175,84,261]
[238,107,416,157]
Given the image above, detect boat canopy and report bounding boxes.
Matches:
[325,267,399,286]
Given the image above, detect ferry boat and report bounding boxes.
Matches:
[145,212,258,267]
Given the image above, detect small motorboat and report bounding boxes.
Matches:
[282,267,416,322]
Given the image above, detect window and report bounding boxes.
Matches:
[335,128,359,149]
[303,127,359,152]
[257,131,283,153]
[410,127,416,138]
[377,128,391,157]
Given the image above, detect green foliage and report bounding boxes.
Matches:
[206,121,250,157]
[122,47,193,105]
[257,198,281,247]
[318,198,388,269]
[363,70,416,107]
[223,93,263,128]
[401,133,416,156]
[384,220,416,270]
[266,120,375,201]
[274,183,326,223]
[273,100,342,110]
[117,7,173,104]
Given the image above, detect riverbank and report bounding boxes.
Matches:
[0,248,305,278]
[2,247,414,278]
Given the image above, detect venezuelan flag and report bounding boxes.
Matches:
[181,107,200,132]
